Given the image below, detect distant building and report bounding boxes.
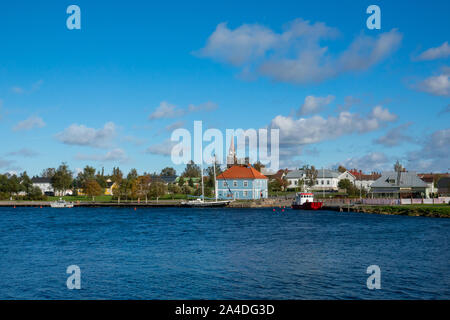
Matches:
[104,179,117,196]
[312,169,356,191]
[216,165,268,200]
[285,169,306,190]
[437,177,450,196]
[370,171,429,198]
[31,177,54,195]
[349,170,381,191]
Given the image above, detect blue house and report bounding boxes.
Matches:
[216,165,268,200]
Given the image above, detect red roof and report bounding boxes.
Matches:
[217,165,268,180]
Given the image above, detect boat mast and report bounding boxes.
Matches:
[213,154,217,201]
[200,142,205,202]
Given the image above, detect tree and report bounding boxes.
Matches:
[148,181,167,199]
[302,165,318,188]
[177,176,185,187]
[182,160,201,178]
[134,175,151,202]
[52,163,73,195]
[75,166,96,190]
[252,161,265,173]
[337,165,347,173]
[297,178,305,192]
[160,167,176,176]
[111,167,124,203]
[20,171,33,195]
[84,179,103,201]
[41,168,56,178]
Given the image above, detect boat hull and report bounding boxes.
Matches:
[180,201,230,208]
[291,202,323,210]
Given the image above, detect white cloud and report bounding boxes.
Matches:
[336,152,390,172]
[149,101,218,120]
[270,105,397,147]
[11,80,43,94]
[187,101,218,112]
[75,148,128,163]
[165,121,185,132]
[145,139,177,156]
[298,95,335,116]
[407,128,450,172]
[195,22,279,66]
[370,105,397,122]
[417,67,450,96]
[55,122,116,148]
[6,148,39,157]
[197,18,402,84]
[374,123,414,147]
[13,116,46,131]
[0,158,15,169]
[416,42,450,61]
[149,101,185,120]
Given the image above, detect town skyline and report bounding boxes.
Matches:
[0,1,449,177]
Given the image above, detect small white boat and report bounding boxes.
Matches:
[50,198,74,208]
[181,198,230,207]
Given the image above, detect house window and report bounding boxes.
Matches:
[327,180,330,185]
[233,181,238,187]
[243,191,248,197]
[321,180,324,185]
[243,181,248,187]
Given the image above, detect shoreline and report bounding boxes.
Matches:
[1,200,449,218]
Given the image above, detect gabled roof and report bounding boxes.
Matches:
[371,172,428,188]
[217,165,267,180]
[31,177,52,183]
[285,169,305,179]
[317,169,341,179]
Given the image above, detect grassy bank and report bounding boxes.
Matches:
[358,204,450,218]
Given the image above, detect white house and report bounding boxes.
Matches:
[31,177,54,195]
[312,169,356,191]
[285,169,306,190]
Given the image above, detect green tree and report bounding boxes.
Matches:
[20,171,33,195]
[178,176,185,187]
[337,165,347,173]
[182,160,201,178]
[160,167,176,176]
[41,168,56,178]
[52,163,73,195]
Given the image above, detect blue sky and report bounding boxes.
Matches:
[0,0,449,176]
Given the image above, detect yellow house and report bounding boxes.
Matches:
[105,179,117,196]
[76,179,116,196]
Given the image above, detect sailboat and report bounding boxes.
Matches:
[180,155,231,208]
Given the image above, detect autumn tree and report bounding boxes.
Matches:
[84,179,103,201]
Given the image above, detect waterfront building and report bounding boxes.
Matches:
[216,165,268,200]
[370,171,429,198]
[285,169,306,190]
[31,177,54,195]
[349,170,381,192]
[312,169,356,192]
[437,177,450,196]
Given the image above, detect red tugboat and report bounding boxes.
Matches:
[291,192,323,210]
